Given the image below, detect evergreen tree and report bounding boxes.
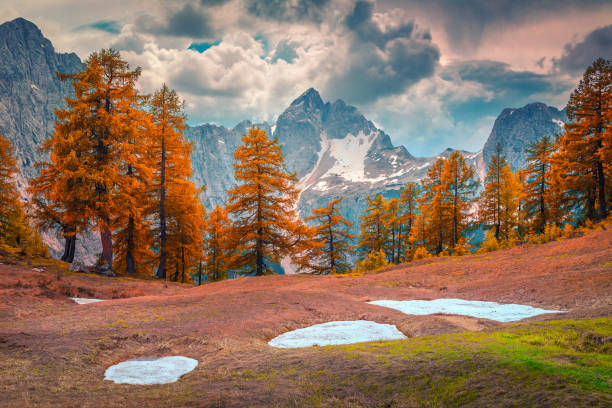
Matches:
[226,127,313,276]
[552,58,611,222]
[296,198,354,274]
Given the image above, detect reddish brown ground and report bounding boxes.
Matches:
[0,229,611,407]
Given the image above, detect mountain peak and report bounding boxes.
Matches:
[1,17,44,37]
[484,101,566,170]
[290,87,324,110]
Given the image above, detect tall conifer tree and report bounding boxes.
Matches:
[521,135,556,234]
[358,195,388,256]
[296,198,354,274]
[552,58,611,222]
[148,85,190,279]
[226,127,313,276]
[442,151,477,253]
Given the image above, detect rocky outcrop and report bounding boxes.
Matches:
[0,18,99,262]
[483,102,566,170]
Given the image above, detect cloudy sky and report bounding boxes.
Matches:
[3,0,611,156]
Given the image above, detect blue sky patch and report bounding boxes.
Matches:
[75,20,121,34]
[188,41,221,53]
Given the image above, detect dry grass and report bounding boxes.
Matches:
[0,229,611,406]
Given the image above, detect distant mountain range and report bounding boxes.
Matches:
[0,18,568,268]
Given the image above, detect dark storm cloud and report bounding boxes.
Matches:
[328,0,439,104]
[554,25,612,74]
[381,0,611,50]
[245,0,330,23]
[346,0,417,48]
[442,60,573,123]
[136,3,214,38]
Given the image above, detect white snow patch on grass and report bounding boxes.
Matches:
[104,356,198,385]
[368,299,563,322]
[268,320,406,348]
[71,297,105,305]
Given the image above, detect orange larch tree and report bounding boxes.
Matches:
[0,133,19,233]
[384,197,402,263]
[442,151,478,253]
[295,198,354,274]
[552,58,611,222]
[398,182,419,261]
[202,205,236,282]
[112,104,156,275]
[358,194,389,257]
[419,158,449,254]
[147,84,190,279]
[226,127,313,276]
[520,135,556,234]
[48,49,142,268]
[164,180,205,283]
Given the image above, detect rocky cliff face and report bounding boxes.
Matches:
[185,121,271,209]
[0,18,100,262]
[483,102,566,170]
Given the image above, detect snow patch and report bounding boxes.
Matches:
[268,320,406,348]
[104,356,198,385]
[71,297,105,305]
[368,299,563,322]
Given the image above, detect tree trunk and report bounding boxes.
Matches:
[181,239,185,284]
[100,217,113,269]
[126,214,136,274]
[156,131,167,279]
[61,232,76,264]
[66,235,76,263]
[596,160,607,221]
[198,260,202,286]
[125,163,136,275]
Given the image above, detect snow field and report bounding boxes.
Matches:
[268,320,406,348]
[368,299,563,322]
[104,356,199,385]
